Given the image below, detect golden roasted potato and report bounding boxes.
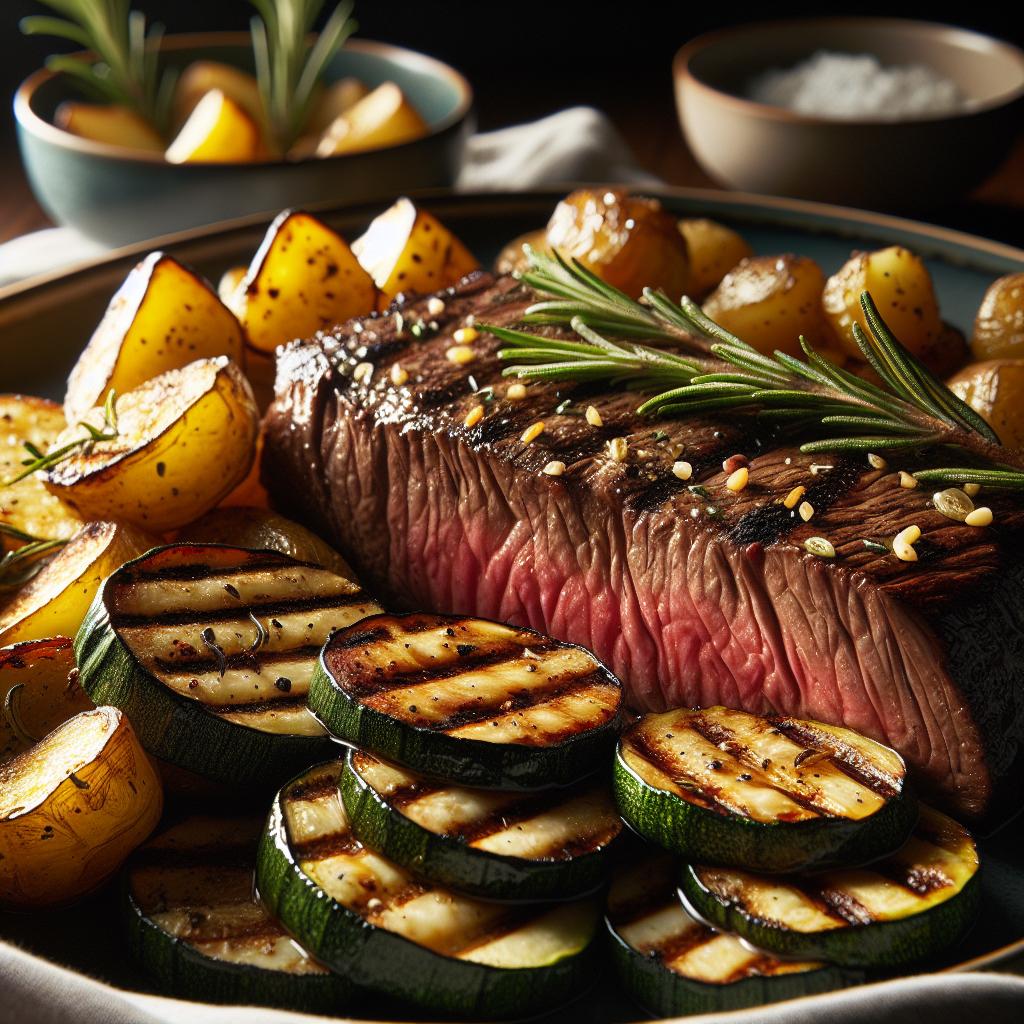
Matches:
[216,427,270,507]
[822,246,944,362]
[947,359,1024,450]
[543,189,690,300]
[166,90,263,164]
[494,229,548,276]
[0,706,162,909]
[0,521,155,646]
[306,76,370,136]
[0,395,81,544]
[226,210,378,355]
[44,358,259,532]
[352,198,479,303]
[217,265,248,304]
[0,637,90,761]
[54,102,164,152]
[180,506,353,577]
[972,273,1024,361]
[315,82,427,157]
[703,255,828,356]
[64,252,246,422]
[678,218,754,298]
[172,61,264,133]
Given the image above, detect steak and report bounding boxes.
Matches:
[262,271,1024,822]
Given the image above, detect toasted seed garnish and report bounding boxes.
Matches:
[446,345,475,365]
[804,537,835,558]
[867,453,887,470]
[899,471,918,489]
[453,326,478,345]
[521,421,546,444]
[543,461,566,477]
[464,405,484,429]
[784,485,806,509]
[353,361,373,384]
[672,461,692,481]
[585,405,603,427]
[390,364,409,386]
[506,383,527,401]
[932,488,974,523]
[798,501,814,522]
[426,296,446,317]
[726,467,749,492]
[608,437,628,462]
[965,506,993,527]
[895,524,921,546]
[893,536,918,562]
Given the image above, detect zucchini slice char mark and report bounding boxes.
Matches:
[256,762,601,1019]
[125,816,353,1010]
[615,706,917,872]
[75,543,381,786]
[680,805,981,968]
[310,612,624,789]
[606,852,856,1016]
[341,747,623,900]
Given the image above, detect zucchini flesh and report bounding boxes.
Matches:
[341,748,623,900]
[680,805,980,968]
[615,706,916,872]
[75,543,381,786]
[256,762,600,1018]
[125,815,353,1010]
[309,612,623,789]
[606,852,854,1015]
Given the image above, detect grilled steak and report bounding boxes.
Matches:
[263,272,1024,821]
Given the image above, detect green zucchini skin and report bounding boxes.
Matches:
[614,708,918,873]
[678,807,981,968]
[309,612,624,790]
[339,748,622,901]
[256,762,601,1019]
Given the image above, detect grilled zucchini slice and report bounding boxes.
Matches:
[341,747,623,901]
[310,612,623,789]
[615,707,916,872]
[256,762,601,1019]
[75,543,381,788]
[680,805,980,968]
[126,815,353,1010]
[607,852,855,1016]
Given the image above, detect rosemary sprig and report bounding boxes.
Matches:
[484,248,1024,491]
[0,524,67,591]
[21,0,175,134]
[248,0,357,153]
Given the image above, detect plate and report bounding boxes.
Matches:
[0,187,1022,1018]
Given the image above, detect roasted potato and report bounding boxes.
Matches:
[678,218,754,298]
[180,506,353,577]
[54,102,163,152]
[972,273,1024,361]
[64,252,246,422]
[45,358,259,532]
[216,427,270,506]
[0,706,162,909]
[352,198,479,303]
[543,189,690,300]
[172,61,264,133]
[226,210,378,355]
[166,90,263,164]
[703,255,828,356]
[0,521,155,646]
[314,82,427,157]
[822,247,944,363]
[0,637,90,761]
[306,76,370,136]
[217,265,248,304]
[947,359,1024,451]
[494,229,548,276]
[0,395,81,544]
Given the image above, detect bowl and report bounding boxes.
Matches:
[673,17,1024,210]
[15,32,474,247]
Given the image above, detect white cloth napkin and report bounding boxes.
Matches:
[0,106,657,286]
[1,107,1022,1023]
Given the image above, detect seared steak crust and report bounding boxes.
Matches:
[263,272,1024,820]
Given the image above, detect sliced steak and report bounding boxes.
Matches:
[262,271,1024,821]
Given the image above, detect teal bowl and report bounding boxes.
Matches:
[14,32,474,247]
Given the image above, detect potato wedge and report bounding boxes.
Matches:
[543,189,690,301]
[172,61,264,133]
[0,637,91,762]
[227,210,378,354]
[0,395,81,545]
[218,265,248,304]
[64,253,246,423]
[166,90,262,164]
[55,102,164,152]
[306,76,370,136]
[45,358,259,532]
[947,358,1024,450]
[494,228,548,276]
[0,706,162,909]
[703,255,828,356]
[180,506,353,577]
[0,521,156,647]
[679,218,754,298]
[972,273,1024,361]
[822,247,944,362]
[315,82,427,157]
[352,197,479,303]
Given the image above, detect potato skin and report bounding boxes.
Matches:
[678,218,753,298]
[972,273,1024,361]
[822,246,943,362]
[946,358,1024,450]
[544,189,689,300]
[702,254,827,356]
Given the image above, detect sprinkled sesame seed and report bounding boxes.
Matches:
[726,466,749,492]
[608,437,628,462]
[542,460,566,477]
[673,460,693,481]
[353,361,373,383]
[690,507,700,519]
[965,506,993,527]
[390,364,408,386]
[964,483,981,497]
[426,296,446,317]
[453,326,478,345]
[784,485,806,509]
[798,501,814,522]
[446,345,475,365]
[804,536,835,558]
[585,405,603,427]
[464,404,484,428]
[521,421,545,444]
[867,453,887,470]
[899,471,918,489]
[784,457,792,465]
[506,382,527,401]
